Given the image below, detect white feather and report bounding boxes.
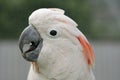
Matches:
[27,8,95,80]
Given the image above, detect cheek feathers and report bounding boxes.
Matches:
[76,36,94,68]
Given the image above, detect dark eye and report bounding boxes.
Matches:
[50,30,57,36]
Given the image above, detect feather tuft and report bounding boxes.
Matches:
[32,62,40,73]
[77,36,94,68]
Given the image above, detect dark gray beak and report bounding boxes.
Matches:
[19,25,43,62]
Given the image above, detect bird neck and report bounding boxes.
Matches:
[27,63,49,80]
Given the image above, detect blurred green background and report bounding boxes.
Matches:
[0,0,120,40]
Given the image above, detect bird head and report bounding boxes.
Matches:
[19,8,94,69]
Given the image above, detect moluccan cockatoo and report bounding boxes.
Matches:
[19,8,95,80]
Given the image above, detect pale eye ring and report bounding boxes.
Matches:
[49,30,57,36]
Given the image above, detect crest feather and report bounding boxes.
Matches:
[48,8,65,14]
[77,35,94,68]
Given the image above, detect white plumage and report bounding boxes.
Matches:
[22,8,95,80]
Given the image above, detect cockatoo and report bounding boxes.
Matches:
[19,8,95,80]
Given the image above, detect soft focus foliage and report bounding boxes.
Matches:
[0,0,92,39]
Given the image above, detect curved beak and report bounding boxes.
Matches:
[19,25,43,62]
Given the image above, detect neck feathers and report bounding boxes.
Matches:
[77,35,94,68]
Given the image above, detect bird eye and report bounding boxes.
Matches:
[49,30,57,36]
